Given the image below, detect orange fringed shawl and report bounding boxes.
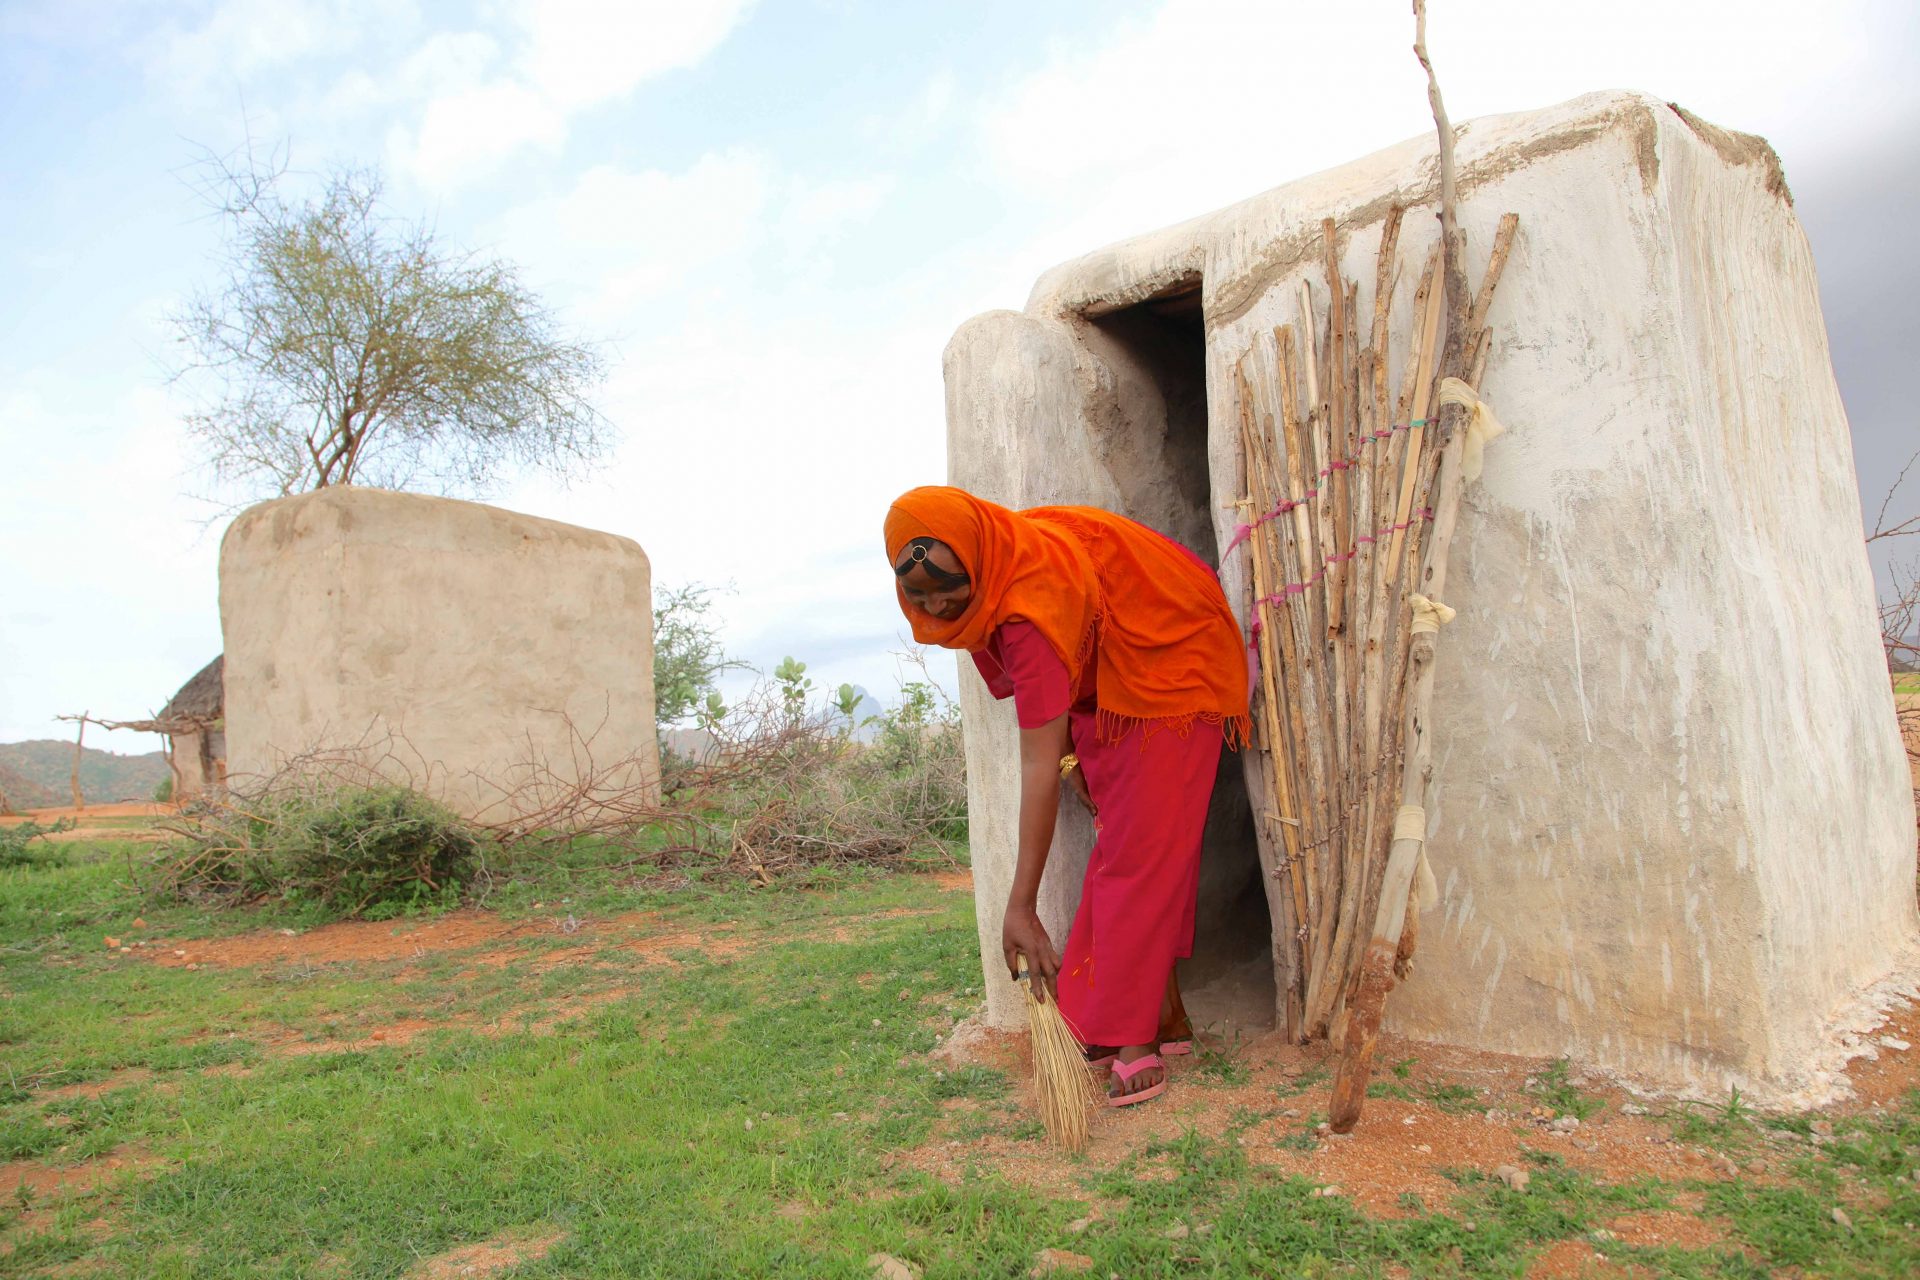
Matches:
[884,486,1249,745]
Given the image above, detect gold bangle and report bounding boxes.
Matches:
[1058,753,1079,779]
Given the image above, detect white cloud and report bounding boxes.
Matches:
[492,151,774,317]
[394,79,567,190]
[514,0,755,110]
[392,0,755,190]
[150,0,400,96]
[977,0,1919,263]
[490,151,893,324]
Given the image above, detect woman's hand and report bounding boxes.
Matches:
[1002,901,1061,1003]
[1064,765,1097,820]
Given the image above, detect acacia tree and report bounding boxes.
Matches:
[171,151,610,500]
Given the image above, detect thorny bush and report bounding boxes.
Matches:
[154,782,483,917]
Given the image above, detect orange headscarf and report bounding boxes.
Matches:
[885,486,1248,745]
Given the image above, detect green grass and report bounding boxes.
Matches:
[3,834,1919,1277]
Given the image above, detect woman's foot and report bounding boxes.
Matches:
[1107,1044,1166,1105]
[1158,971,1194,1054]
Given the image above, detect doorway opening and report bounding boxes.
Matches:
[1083,278,1277,1037]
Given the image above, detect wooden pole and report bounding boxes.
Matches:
[69,712,87,812]
[1330,0,1479,1133]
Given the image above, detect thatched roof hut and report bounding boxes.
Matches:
[159,655,223,727]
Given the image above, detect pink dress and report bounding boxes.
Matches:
[973,620,1223,1048]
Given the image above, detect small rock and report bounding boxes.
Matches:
[1029,1247,1093,1276]
[761,1111,772,1119]
[1414,1144,1432,1154]
[103,936,121,950]
[278,928,297,936]
[1462,1220,1477,1233]
[1282,1108,1300,1118]
[1402,1116,1417,1126]
[1319,1185,1343,1198]
[1590,1228,1617,1243]
[1878,1036,1911,1052]
[1620,1102,1649,1116]
[173,949,186,958]
[1746,1158,1769,1174]
[1163,1224,1190,1240]
[867,1253,920,1280]
[744,1118,754,1131]
[131,917,147,929]
[1549,1115,1580,1133]
[185,963,199,971]
[369,1030,386,1042]
[1493,1165,1531,1193]
[1811,1119,1834,1137]
[871,1019,882,1027]
[1064,1216,1095,1235]
[1832,1207,1853,1231]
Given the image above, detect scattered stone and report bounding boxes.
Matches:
[1402,1116,1417,1126]
[871,1019,882,1028]
[131,917,146,929]
[1832,1207,1853,1231]
[1282,1108,1300,1118]
[1878,1036,1911,1052]
[1746,1159,1769,1174]
[1029,1247,1093,1276]
[1163,1224,1189,1240]
[185,963,199,971]
[173,949,186,958]
[1591,1228,1617,1243]
[1620,1102,1649,1116]
[868,1252,920,1280]
[1462,1221,1477,1233]
[744,1118,754,1131]
[1414,1144,1432,1154]
[103,936,121,950]
[761,1111,772,1119]
[1549,1116,1580,1133]
[1810,1120,1834,1137]
[278,928,297,936]
[1493,1165,1531,1193]
[1314,1185,1343,1198]
[1064,1216,1095,1235]
[1573,1139,1598,1153]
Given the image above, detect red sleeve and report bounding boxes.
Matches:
[994,620,1074,728]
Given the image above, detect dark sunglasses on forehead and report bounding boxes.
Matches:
[893,537,971,589]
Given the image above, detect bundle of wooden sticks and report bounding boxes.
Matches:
[1230,207,1518,1122]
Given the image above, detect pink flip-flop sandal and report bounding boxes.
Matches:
[1107,1053,1167,1107]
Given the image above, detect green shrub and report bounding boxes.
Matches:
[154,784,483,916]
[0,819,72,870]
[152,774,174,803]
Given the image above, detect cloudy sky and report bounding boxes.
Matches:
[4,0,1916,754]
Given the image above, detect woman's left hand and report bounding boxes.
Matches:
[1064,766,1097,820]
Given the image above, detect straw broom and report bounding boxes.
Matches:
[1017,959,1100,1152]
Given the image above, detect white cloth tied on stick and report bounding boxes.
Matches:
[1393,804,1440,912]
[1437,376,1506,481]
[1408,592,1456,636]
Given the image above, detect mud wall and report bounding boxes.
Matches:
[221,488,659,822]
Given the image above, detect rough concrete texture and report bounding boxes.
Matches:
[945,90,1917,1100]
[221,487,659,822]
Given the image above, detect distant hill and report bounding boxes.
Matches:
[0,739,169,805]
[0,763,59,811]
